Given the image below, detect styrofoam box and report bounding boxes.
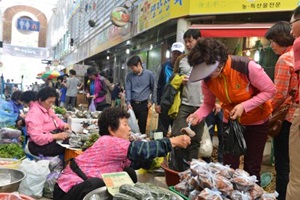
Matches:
[67,117,97,133]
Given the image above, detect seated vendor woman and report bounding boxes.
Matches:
[25,87,70,157]
[53,107,191,200]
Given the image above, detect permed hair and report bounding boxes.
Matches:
[11,90,23,102]
[188,38,228,67]
[98,107,130,136]
[265,21,294,47]
[37,87,58,101]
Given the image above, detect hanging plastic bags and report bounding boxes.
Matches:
[199,123,213,157]
[89,100,96,112]
[222,119,247,156]
[127,108,140,133]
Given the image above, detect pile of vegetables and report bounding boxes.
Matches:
[0,143,25,159]
[81,133,99,150]
[54,106,67,115]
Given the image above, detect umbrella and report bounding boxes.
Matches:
[41,70,61,79]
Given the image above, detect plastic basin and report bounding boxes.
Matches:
[160,162,180,187]
[0,168,26,193]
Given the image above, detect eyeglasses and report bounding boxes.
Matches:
[290,18,300,26]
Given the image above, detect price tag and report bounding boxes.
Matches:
[102,172,134,196]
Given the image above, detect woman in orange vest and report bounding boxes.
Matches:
[187,38,276,184]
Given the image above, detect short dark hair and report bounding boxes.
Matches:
[188,38,228,66]
[127,55,142,67]
[69,69,76,75]
[293,6,300,19]
[98,107,130,136]
[11,90,23,101]
[20,91,37,104]
[37,87,58,101]
[183,29,201,40]
[265,21,294,47]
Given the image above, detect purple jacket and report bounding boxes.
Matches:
[93,75,106,104]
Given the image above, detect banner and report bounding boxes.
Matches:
[137,0,171,33]
[189,0,299,15]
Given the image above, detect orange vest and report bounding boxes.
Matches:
[205,56,272,125]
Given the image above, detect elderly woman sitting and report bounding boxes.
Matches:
[25,87,70,157]
[53,107,191,200]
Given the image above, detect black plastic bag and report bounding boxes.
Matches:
[222,119,247,156]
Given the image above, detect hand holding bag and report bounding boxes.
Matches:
[268,90,296,137]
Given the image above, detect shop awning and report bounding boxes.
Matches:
[189,23,274,37]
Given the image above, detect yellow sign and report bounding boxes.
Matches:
[170,0,190,18]
[137,0,171,33]
[189,0,299,15]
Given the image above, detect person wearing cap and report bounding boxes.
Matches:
[155,42,184,136]
[286,6,300,200]
[265,21,297,200]
[125,55,156,134]
[187,38,276,184]
[86,66,109,111]
[169,29,203,172]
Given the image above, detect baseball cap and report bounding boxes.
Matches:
[171,42,185,53]
[189,61,220,82]
[294,37,300,72]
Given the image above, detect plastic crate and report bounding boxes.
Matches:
[169,186,189,200]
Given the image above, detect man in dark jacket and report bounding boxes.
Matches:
[155,42,184,136]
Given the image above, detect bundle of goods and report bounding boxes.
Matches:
[114,183,181,200]
[0,128,21,144]
[173,159,278,200]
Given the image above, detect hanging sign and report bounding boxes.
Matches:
[110,7,130,27]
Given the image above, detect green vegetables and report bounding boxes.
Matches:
[0,143,25,159]
[82,133,99,149]
[54,107,67,115]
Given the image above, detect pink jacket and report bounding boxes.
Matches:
[25,101,67,145]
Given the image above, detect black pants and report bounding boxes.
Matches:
[28,141,65,157]
[53,167,137,200]
[96,103,110,111]
[131,101,148,134]
[274,120,291,200]
[53,178,105,200]
[156,109,173,137]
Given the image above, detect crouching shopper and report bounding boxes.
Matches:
[53,107,191,200]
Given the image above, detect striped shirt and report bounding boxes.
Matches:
[271,46,298,122]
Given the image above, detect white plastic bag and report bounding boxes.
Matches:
[199,123,213,157]
[18,158,50,198]
[127,108,140,133]
[89,100,96,112]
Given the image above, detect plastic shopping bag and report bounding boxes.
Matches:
[18,158,50,198]
[127,108,140,133]
[89,100,96,112]
[222,119,247,156]
[199,123,213,157]
[0,99,18,128]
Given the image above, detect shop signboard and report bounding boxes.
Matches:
[189,0,299,15]
[137,0,171,33]
[89,23,131,56]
